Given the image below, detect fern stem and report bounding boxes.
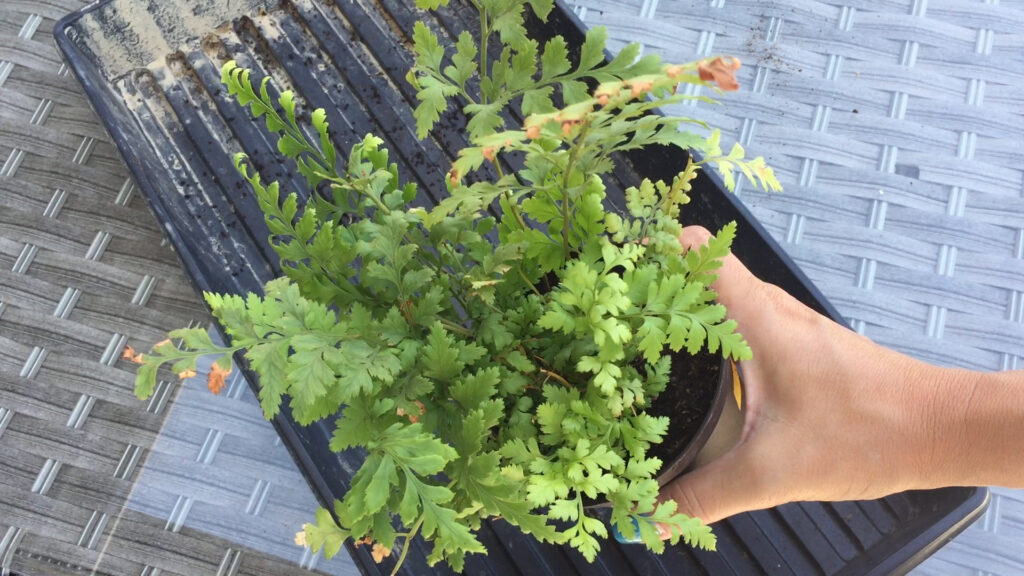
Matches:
[659,157,695,216]
[439,317,473,336]
[561,123,591,259]
[504,192,528,231]
[389,517,424,576]
[561,183,573,259]
[495,160,528,231]
[472,1,530,235]
[539,367,572,388]
[517,265,542,297]
[478,6,489,106]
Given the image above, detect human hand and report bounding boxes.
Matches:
[658,226,967,527]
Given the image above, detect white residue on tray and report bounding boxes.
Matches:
[74,0,278,79]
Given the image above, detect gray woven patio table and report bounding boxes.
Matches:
[1,0,1022,575]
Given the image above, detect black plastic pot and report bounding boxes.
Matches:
[580,354,740,512]
[55,0,987,574]
[660,357,744,485]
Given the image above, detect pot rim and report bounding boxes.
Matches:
[583,354,735,510]
[653,354,734,487]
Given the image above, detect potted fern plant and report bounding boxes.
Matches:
[130,0,779,572]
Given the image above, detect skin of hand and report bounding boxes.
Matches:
[659,226,1024,530]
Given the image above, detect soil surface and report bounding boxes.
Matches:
[646,351,719,469]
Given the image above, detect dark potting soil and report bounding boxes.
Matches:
[646,352,720,469]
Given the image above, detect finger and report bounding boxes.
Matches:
[658,439,778,527]
[678,225,814,356]
[678,226,763,320]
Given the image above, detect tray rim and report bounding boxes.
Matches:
[53,0,348,541]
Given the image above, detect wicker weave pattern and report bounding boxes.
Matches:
[572,0,1024,366]
[572,0,1024,573]
[0,3,357,575]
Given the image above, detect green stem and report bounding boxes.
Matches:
[575,495,589,534]
[267,213,372,304]
[252,97,312,158]
[539,367,572,388]
[439,317,473,336]
[442,242,469,275]
[479,6,490,106]
[390,517,424,576]
[480,297,504,315]
[517,265,543,297]
[327,178,392,215]
[659,158,692,216]
[504,192,528,231]
[473,2,530,234]
[560,124,591,260]
[439,243,478,311]
[495,159,528,231]
[416,253,471,312]
[424,68,479,105]
[561,190,572,259]
[637,213,652,243]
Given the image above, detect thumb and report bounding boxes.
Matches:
[678,226,762,321]
[658,436,778,526]
[678,225,799,353]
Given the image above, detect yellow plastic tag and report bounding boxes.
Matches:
[731,361,743,411]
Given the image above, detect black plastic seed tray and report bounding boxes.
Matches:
[55,0,987,574]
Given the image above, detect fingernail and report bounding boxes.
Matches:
[612,517,642,544]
